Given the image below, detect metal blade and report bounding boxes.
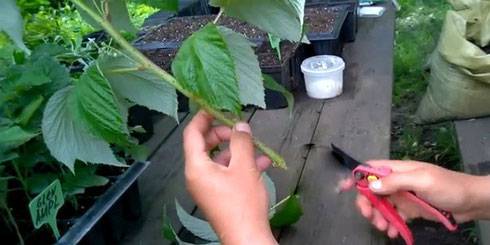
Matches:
[331,144,364,170]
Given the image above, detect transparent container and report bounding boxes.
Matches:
[301,55,345,99]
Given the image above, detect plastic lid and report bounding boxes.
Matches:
[301,55,345,74]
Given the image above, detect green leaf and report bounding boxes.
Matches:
[268,33,282,61]
[209,0,305,42]
[31,44,69,61]
[76,0,137,34]
[17,95,44,126]
[62,164,109,195]
[172,23,241,116]
[134,0,179,12]
[0,126,38,150]
[17,55,70,90]
[0,0,30,54]
[26,173,58,194]
[218,26,265,108]
[175,199,219,242]
[42,86,125,172]
[0,151,18,164]
[99,53,178,121]
[263,173,277,210]
[163,205,220,245]
[162,205,178,242]
[75,65,132,147]
[263,74,294,116]
[269,194,303,228]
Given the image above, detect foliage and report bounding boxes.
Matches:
[0,0,300,242]
[23,4,94,47]
[391,0,461,170]
[164,174,303,244]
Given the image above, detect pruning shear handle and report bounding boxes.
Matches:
[352,165,458,245]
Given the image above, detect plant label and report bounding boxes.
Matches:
[28,179,64,239]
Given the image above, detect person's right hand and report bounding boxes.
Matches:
[351,160,490,239]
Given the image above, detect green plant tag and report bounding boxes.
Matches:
[28,179,64,239]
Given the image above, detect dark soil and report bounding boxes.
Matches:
[143,41,297,72]
[257,41,297,67]
[387,220,478,245]
[304,6,340,34]
[143,49,177,71]
[141,15,266,44]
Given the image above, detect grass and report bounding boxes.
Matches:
[391,0,461,170]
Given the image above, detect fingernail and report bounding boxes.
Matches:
[369,180,383,191]
[234,122,251,134]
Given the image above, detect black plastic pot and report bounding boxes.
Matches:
[178,0,219,17]
[128,106,156,144]
[307,0,359,43]
[57,161,149,245]
[305,4,349,56]
[262,63,292,109]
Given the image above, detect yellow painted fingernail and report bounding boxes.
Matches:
[367,175,378,182]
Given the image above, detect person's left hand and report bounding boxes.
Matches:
[183,110,277,245]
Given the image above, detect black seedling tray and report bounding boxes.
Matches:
[307,0,359,43]
[57,161,149,245]
[178,0,219,17]
[304,4,349,56]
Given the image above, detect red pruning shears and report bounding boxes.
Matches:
[331,144,458,245]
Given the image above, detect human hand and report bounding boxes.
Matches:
[183,110,277,245]
[341,160,490,239]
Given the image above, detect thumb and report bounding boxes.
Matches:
[369,170,426,195]
[229,122,256,170]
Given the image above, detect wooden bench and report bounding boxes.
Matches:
[455,118,490,245]
[121,3,395,244]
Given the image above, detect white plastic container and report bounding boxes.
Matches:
[301,55,345,99]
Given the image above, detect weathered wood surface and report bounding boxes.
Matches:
[278,4,394,245]
[455,118,490,245]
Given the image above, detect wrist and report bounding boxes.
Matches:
[467,175,490,220]
[218,217,276,245]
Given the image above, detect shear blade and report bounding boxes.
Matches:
[331,144,364,170]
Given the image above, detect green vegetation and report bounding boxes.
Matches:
[391,0,461,170]
[1,0,298,242]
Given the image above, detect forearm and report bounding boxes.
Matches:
[468,175,490,220]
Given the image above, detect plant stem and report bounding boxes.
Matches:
[213,9,224,24]
[12,162,31,202]
[108,66,144,73]
[70,0,286,169]
[2,204,25,245]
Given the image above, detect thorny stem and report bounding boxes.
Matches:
[70,0,287,169]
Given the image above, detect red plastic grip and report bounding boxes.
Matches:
[358,186,414,245]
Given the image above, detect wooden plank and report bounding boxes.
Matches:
[455,118,490,168]
[249,94,324,200]
[144,113,188,157]
[280,4,395,245]
[122,114,194,245]
[455,118,490,245]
